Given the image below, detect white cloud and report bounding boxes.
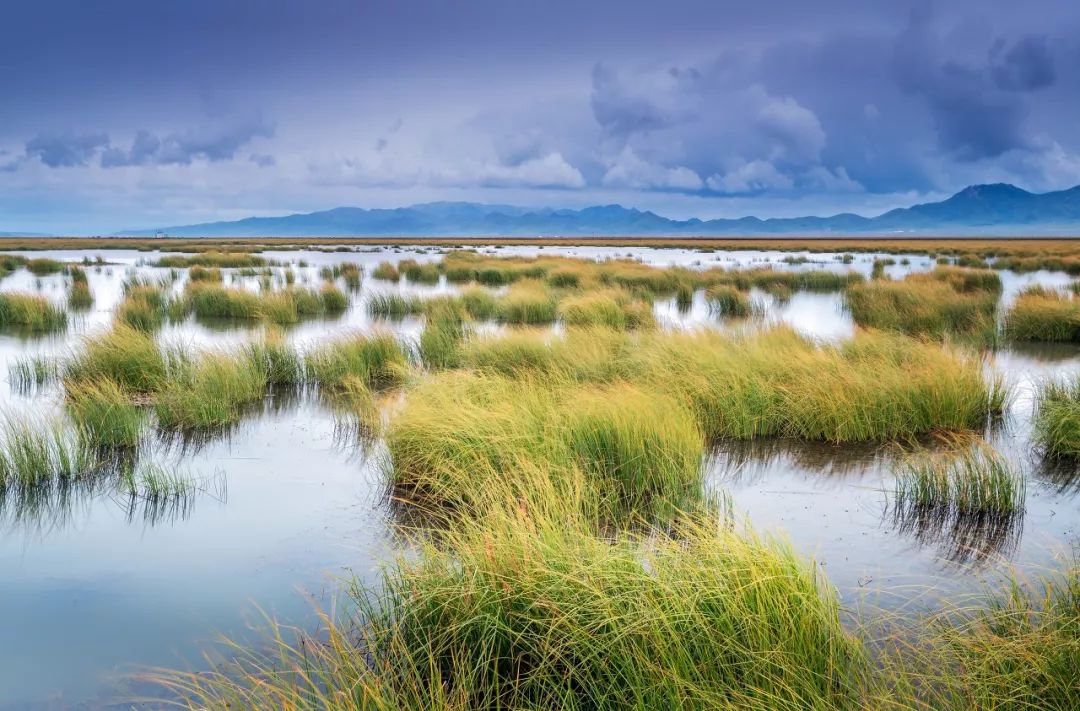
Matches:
[601,147,703,190]
[707,159,793,193]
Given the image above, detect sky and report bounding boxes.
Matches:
[3,1,1080,234]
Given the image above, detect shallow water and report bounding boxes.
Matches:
[0,245,1077,707]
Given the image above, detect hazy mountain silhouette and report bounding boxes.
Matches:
[117,183,1080,237]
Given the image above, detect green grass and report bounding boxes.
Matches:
[320,284,349,313]
[657,328,1006,441]
[877,563,1080,711]
[367,292,425,319]
[372,262,400,281]
[188,266,223,282]
[387,372,704,514]
[305,332,409,389]
[155,351,268,430]
[1004,286,1080,342]
[0,416,95,489]
[25,257,65,275]
[557,291,629,328]
[154,252,267,268]
[121,461,197,502]
[246,333,304,387]
[893,441,1024,516]
[117,293,166,331]
[1034,377,1080,458]
[68,281,93,310]
[65,378,146,448]
[0,292,67,331]
[706,284,751,317]
[399,259,439,284]
[419,299,465,370]
[65,325,170,392]
[459,286,498,320]
[8,354,60,391]
[497,282,557,324]
[845,268,999,340]
[339,263,362,291]
[155,512,867,711]
[183,283,262,319]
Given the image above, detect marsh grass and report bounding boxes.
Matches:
[893,441,1023,516]
[706,284,751,317]
[0,416,96,489]
[8,354,60,392]
[875,563,1080,711]
[1034,377,1080,458]
[367,292,425,319]
[65,378,146,449]
[639,328,1006,442]
[497,281,557,324]
[188,266,223,282]
[155,351,268,430]
[25,257,65,275]
[419,300,465,370]
[65,326,170,392]
[153,513,868,711]
[556,289,649,329]
[845,268,999,341]
[1004,286,1080,342]
[117,292,166,331]
[306,332,409,389]
[372,261,400,281]
[68,282,93,310]
[0,292,67,331]
[246,333,304,387]
[183,283,262,319]
[154,252,267,269]
[459,286,498,320]
[400,259,439,284]
[67,267,93,309]
[387,372,704,515]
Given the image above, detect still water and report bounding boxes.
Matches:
[0,244,1077,708]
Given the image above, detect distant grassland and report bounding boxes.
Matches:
[2,236,1080,259]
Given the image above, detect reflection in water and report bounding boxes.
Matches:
[706,437,892,485]
[890,501,1024,567]
[0,462,225,535]
[1033,457,1080,495]
[0,246,1079,706]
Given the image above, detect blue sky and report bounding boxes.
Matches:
[2,0,1079,234]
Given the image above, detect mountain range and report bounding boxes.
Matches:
[107,182,1080,237]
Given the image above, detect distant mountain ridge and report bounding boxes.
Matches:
[117,183,1080,237]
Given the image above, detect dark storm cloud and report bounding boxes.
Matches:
[991,36,1056,91]
[24,132,110,167]
[100,117,275,167]
[3,1,1080,232]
